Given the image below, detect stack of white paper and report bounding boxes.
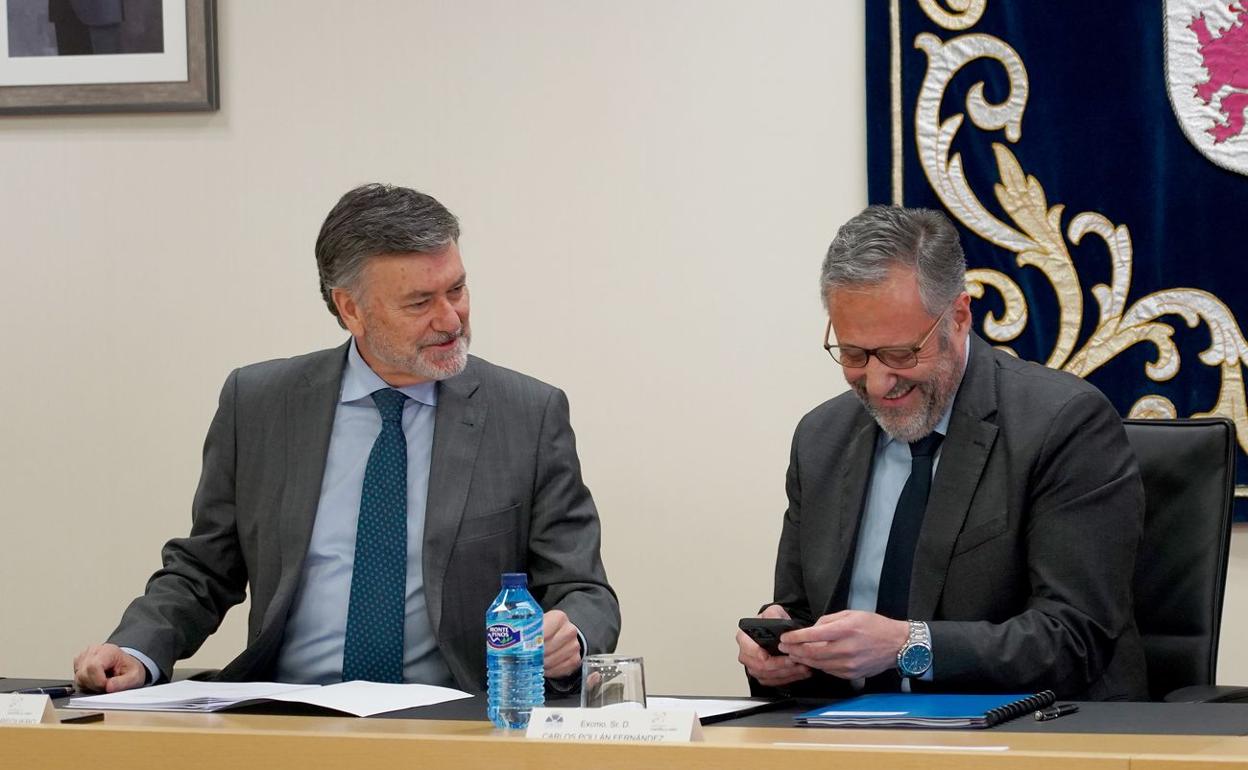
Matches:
[67,679,473,718]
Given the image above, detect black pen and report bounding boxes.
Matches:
[14,686,75,698]
[1034,703,1079,721]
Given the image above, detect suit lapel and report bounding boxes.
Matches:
[423,358,487,642]
[265,344,347,632]
[909,335,999,618]
[818,412,878,615]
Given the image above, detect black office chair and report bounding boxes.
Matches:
[1124,417,1237,702]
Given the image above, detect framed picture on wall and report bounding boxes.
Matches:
[0,0,217,114]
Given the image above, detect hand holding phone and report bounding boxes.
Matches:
[737,617,810,656]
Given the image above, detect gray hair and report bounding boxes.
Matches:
[315,183,461,327]
[820,205,966,315]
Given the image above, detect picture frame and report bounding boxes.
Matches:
[0,0,217,115]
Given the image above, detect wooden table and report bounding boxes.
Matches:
[5,710,1248,770]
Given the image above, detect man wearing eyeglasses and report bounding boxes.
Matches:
[737,205,1147,700]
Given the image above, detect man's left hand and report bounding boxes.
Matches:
[542,610,582,678]
[779,610,909,680]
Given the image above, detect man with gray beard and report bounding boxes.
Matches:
[74,184,619,694]
[737,206,1147,699]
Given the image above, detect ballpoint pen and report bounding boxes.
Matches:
[14,685,75,699]
[1034,703,1079,721]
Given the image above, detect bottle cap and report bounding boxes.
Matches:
[501,572,528,588]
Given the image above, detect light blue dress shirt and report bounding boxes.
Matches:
[272,341,454,686]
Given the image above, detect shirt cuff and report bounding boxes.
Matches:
[119,647,160,686]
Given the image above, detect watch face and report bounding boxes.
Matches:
[900,644,932,676]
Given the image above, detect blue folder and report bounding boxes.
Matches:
[795,691,1056,728]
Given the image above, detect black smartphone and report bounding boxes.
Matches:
[738,617,809,656]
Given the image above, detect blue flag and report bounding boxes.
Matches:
[866,1,1248,519]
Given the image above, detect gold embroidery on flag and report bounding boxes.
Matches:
[907,5,1248,484]
[918,0,987,30]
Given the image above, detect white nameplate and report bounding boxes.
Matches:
[0,694,56,725]
[526,707,702,742]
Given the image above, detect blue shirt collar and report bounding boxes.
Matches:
[342,339,438,407]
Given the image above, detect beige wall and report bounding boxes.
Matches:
[1,1,1244,696]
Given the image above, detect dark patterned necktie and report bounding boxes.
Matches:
[342,388,409,683]
[874,432,944,621]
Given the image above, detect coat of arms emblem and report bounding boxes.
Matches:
[1166,0,1248,174]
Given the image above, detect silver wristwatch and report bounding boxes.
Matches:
[896,620,932,678]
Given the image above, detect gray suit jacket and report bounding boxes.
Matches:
[108,343,620,692]
[772,335,1147,700]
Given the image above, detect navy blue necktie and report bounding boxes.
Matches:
[874,432,944,621]
[342,388,409,683]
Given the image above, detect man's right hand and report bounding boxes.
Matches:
[735,604,813,688]
[73,643,147,693]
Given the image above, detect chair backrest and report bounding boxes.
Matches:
[1125,417,1236,701]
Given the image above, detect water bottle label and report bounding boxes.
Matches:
[486,623,521,650]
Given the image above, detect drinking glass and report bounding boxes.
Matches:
[580,654,646,708]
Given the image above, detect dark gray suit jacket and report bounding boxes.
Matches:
[772,335,1147,700]
[108,343,620,692]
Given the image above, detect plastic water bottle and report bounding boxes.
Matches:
[486,572,544,728]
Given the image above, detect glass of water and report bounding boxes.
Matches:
[580,654,646,709]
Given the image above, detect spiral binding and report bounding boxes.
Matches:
[984,690,1057,726]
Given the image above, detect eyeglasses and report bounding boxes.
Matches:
[823,307,949,369]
